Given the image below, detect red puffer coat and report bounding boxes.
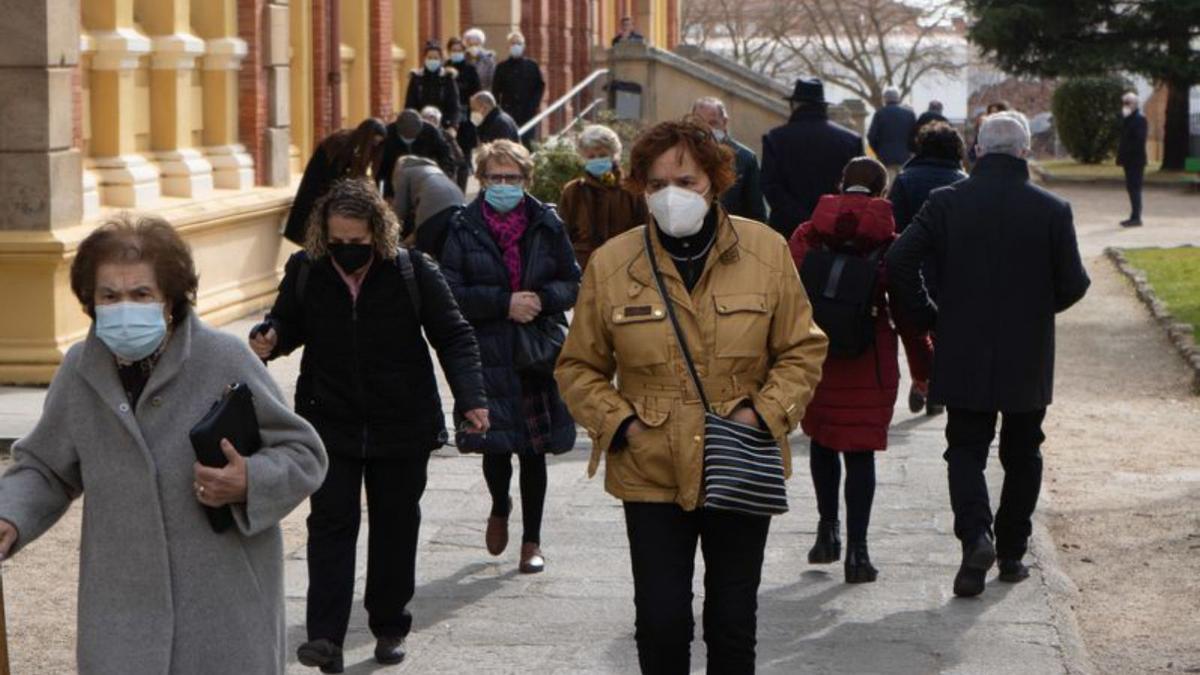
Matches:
[789,193,931,451]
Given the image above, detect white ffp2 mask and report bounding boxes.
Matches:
[647,186,709,238]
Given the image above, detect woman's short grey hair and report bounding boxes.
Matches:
[1123,91,1140,107]
[420,105,442,126]
[977,111,1031,157]
[464,27,486,44]
[471,91,497,110]
[475,139,535,180]
[577,124,622,157]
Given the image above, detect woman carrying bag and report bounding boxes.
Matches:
[555,119,828,674]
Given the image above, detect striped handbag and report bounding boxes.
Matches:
[642,227,789,517]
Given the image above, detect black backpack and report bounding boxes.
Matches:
[799,244,884,358]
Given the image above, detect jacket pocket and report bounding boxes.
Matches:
[611,303,669,367]
[610,398,675,492]
[714,293,770,358]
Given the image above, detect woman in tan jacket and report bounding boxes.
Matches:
[555,119,828,674]
[557,124,649,270]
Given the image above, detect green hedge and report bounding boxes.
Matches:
[1051,76,1131,164]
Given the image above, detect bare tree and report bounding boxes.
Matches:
[680,0,798,80]
[772,0,963,109]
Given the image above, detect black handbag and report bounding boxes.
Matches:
[642,227,789,517]
[189,382,263,533]
[513,315,567,379]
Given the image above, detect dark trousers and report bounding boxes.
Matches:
[810,441,877,543]
[482,452,547,544]
[944,408,1046,560]
[306,451,430,645]
[623,502,771,675]
[1124,163,1145,220]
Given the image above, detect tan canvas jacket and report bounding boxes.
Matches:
[555,212,828,510]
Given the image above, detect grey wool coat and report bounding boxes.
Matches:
[0,312,328,674]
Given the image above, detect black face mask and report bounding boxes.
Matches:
[329,243,373,273]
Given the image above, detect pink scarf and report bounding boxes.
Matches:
[482,200,527,291]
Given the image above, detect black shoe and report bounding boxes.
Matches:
[375,636,407,665]
[998,558,1030,583]
[953,533,996,598]
[297,639,344,674]
[808,520,842,564]
[1120,218,1143,228]
[844,542,878,583]
[908,385,927,413]
[926,402,945,416]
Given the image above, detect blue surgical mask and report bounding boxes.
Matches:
[425,59,442,72]
[485,184,525,213]
[510,44,525,58]
[95,301,168,362]
[585,157,614,177]
[450,51,466,63]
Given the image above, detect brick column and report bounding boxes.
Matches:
[460,1,472,33]
[369,0,394,120]
[239,0,268,183]
[312,0,332,143]
[545,0,570,128]
[239,0,291,186]
[0,0,82,231]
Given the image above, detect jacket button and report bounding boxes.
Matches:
[151,397,163,407]
[693,435,702,443]
[118,403,130,413]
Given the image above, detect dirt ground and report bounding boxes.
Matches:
[1042,183,1200,674]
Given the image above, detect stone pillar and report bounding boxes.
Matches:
[393,0,419,113]
[240,0,292,186]
[467,0,520,54]
[341,0,370,127]
[266,1,291,185]
[142,0,215,198]
[0,0,82,230]
[196,0,254,190]
[85,0,160,207]
[289,0,315,163]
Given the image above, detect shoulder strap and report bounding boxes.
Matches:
[395,247,422,317]
[642,226,711,413]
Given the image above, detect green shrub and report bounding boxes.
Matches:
[529,137,583,205]
[1051,76,1131,164]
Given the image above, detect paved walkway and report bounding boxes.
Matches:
[1,182,1196,673]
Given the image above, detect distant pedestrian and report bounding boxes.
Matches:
[492,31,545,147]
[762,77,863,238]
[611,15,645,45]
[404,41,460,131]
[470,91,520,145]
[462,27,497,91]
[790,157,933,585]
[887,111,1091,598]
[556,119,827,674]
[440,140,581,576]
[1117,91,1148,228]
[378,109,456,199]
[391,155,465,260]
[254,179,487,672]
[446,37,482,115]
[868,88,917,174]
[285,118,387,245]
[420,105,469,192]
[909,100,949,151]
[692,96,767,221]
[558,124,648,269]
[968,100,1009,167]
[0,214,328,674]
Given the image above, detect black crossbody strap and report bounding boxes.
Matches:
[642,226,711,413]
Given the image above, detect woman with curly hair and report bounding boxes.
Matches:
[251,178,488,672]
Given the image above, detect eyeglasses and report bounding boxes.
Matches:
[484,173,525,185]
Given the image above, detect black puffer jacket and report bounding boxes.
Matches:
[404,68,460,128]
[439,195,581,455]
[266,249,486,458]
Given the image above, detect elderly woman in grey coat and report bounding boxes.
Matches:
[0,215,328,674]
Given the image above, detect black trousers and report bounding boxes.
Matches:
[482,452,547,545]
[306,451,430,645]
[945,408,1046,560]
[809,441,877,544]
[623,502,771,675]
[1124,163,1145,220]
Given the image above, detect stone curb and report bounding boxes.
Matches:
[1105,246,1200,394]
[1036,171,1199,192]
[1031,518,1098,675]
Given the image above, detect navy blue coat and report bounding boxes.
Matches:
[440,194,581,454]
[719,136,767,222]
[886,154,1091,413]
[868,103,917,166]
[888,156,968,300]
[762,109,863,238]
[1117,111,1148,168]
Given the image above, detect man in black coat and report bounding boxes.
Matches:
[492,31,545,147]
[378,109,456,199]
[692,96,767,221]
[868,88,917,172]
[909,100,949,152]
[886,111,1090,599]
[1117,91,1149,227]
[762,78,863,238]
[251,179,488,669]
[470,91,520,144]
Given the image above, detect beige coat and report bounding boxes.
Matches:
[0,312,328,674]
[555,212,828,510]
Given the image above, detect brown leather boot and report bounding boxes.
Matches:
[519,542,545,574]
[485,498,511,556]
